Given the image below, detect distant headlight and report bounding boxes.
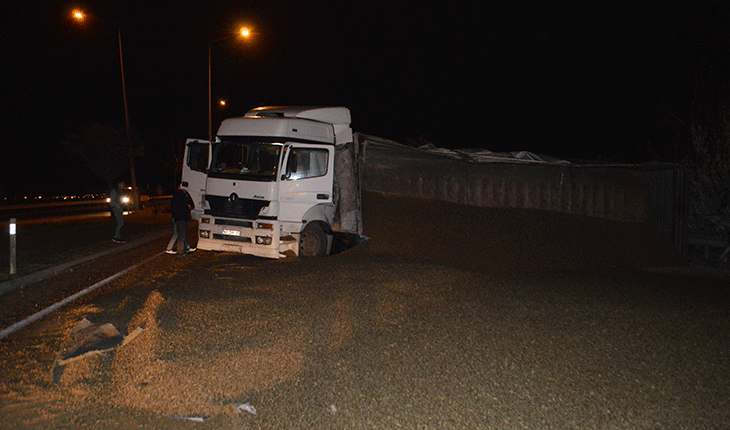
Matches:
[106,197,111,203]
[122,197,130,203]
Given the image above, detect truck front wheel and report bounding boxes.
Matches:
[299,223,327,257]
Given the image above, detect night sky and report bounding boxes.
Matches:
[2,1,729,197]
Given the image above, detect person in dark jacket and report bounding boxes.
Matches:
[170,185,195,255]
[109,180,126,243]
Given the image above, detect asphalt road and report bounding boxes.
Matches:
[0,192,728,428]
[0,207,172,288]
[1,246,729,429]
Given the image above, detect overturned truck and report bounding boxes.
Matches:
[182,106,363,258]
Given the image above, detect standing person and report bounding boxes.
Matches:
[165,218,181,254]
[109,180,126,244]
[165,190,193,254]
[170,185,195,255]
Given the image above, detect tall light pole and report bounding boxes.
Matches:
[209,27,251,143]
[72,10,138,210]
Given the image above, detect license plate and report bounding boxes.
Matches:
[222,229,241,236]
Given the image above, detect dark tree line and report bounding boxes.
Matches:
[61,123,144,191]
[685,69,730,229]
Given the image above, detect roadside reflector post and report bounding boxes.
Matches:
[9,218,16,275]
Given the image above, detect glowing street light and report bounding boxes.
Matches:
[70,9,139,210]
[209,27,252,142]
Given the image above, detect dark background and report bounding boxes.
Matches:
[2,1,729,197]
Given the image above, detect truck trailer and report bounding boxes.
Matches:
[181,106,363,258]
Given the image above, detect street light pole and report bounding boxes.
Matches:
[209,27,251,143]
[208,40,213,143]
[117,26,138,211]
[72,10,138,210]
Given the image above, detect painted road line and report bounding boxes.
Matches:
[0,252,164,340]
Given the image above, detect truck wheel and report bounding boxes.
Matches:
[300,223,327,257]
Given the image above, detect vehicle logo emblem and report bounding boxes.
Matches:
[229,193,239,204]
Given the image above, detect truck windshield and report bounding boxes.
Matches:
[208,139,282,181]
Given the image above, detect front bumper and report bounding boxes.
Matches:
[197,217,299,259]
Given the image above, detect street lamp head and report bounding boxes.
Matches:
[240,27,251,38]
[72,10,84,21]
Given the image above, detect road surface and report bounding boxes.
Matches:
[0,191,728,429]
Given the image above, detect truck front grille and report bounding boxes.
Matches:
[205,195,269,219]
[213,233,252,243]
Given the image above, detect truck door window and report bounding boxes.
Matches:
[286,148,328,180]
[186,141,209,173]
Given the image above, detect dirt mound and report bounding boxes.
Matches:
[356,190,684,272]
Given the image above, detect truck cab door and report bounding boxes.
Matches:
[181,138,210,220]
[278,143,335,222]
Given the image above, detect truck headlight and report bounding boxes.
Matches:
[200,230,210,238]
[255,236,272,245]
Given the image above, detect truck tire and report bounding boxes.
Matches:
[299,223,327,257]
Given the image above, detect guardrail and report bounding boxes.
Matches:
[0,199,110,221]
[0,196,172,221]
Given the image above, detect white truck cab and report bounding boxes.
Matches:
[181,106,360,258]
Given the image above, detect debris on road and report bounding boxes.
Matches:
[236,403,257,415]
[170,414,207,422]
[55,318,144,366]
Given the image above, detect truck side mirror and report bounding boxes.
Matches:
[281,150,297,180]
[287,151,298,173]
